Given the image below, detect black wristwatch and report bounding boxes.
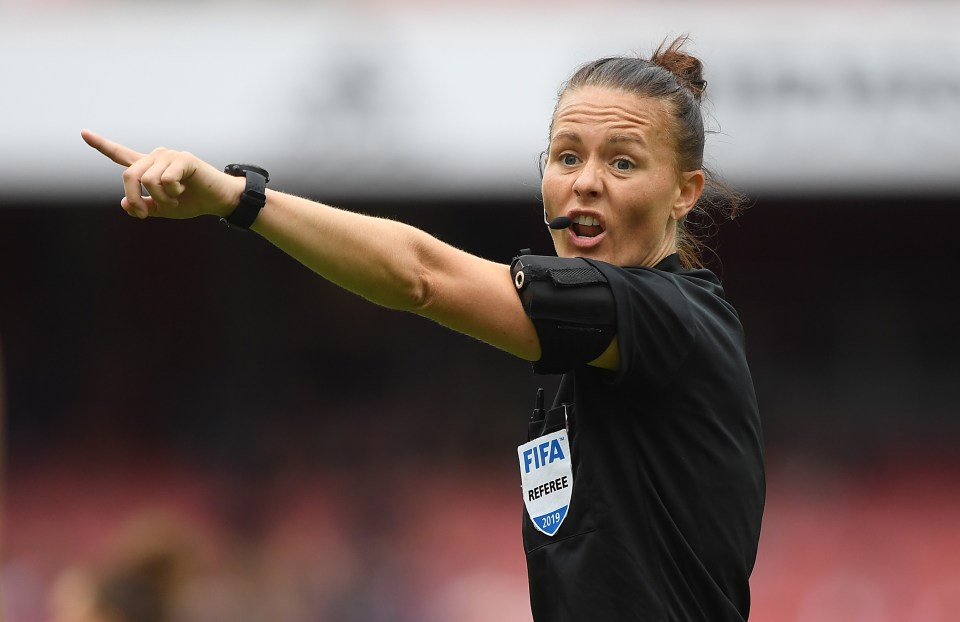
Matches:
[222,163,270,229]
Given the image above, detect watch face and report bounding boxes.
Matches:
[225,163,270,182]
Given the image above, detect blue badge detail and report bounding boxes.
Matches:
[521,438,566,473]
[532,505,569,536]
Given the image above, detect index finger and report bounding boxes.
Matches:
[80,129,146,167]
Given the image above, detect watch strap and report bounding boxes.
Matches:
[223,164,269,229]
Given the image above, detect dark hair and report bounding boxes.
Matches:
[550,35,746,268]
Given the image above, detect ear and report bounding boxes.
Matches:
[672,169,705,220]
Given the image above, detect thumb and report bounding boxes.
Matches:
[81,129,145,167]
[121,194,159,219]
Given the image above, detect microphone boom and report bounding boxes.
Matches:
[548,216,572,230]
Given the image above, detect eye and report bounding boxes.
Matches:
[613,158,634,171]
[560,153,580,166]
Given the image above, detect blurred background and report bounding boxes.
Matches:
[2,0,960,620]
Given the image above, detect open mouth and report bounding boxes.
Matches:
[571,214,604,238]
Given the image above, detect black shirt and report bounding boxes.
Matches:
[522,254,765,621]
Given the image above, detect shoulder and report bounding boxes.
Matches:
[581,255,741,386]
[591,257,736,321]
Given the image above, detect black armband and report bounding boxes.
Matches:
[511,255,616,374]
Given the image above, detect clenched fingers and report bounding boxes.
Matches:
[121,148,194,218]
[121,154,157,216]
[140,152,187,208]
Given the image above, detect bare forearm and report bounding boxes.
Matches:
[79,131,540,360]
[250,190,439,311]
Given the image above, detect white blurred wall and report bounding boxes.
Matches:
[1,1,958,199]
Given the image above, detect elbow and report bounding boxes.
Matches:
[372,269,432,314]
[384,235,437,314]
[399,268,433,313]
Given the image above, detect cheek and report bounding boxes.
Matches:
[622,174,677,219]
[649,167,683,204]
[607,188,669,234]
[610,185,651,222]
[541,173,564,207]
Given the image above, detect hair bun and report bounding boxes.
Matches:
[650,35,707,101]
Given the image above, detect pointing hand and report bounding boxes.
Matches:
[81,129,243,220]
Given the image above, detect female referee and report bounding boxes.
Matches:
[82,36,765,622]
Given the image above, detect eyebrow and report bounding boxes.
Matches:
[551,130,581,143]
[608,132,647,146]
[551,130,647,147]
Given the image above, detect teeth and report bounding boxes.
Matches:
[575,215,600,226]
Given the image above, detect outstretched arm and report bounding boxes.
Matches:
[81,130,542,361]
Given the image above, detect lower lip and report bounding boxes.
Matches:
[567,228,605,249]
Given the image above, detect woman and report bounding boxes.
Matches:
[83,36,764,621]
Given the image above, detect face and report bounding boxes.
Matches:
[542,85,704,266]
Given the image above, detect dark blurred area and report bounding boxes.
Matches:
[3,194,960,620]
[4,195,959,465]
[0,198,558,472]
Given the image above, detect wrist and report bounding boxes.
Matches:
[216,175,247,218]
[221,164,270,228]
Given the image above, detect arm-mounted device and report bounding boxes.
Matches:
[510,254,616,374]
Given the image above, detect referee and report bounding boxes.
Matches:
[83,35,764,622]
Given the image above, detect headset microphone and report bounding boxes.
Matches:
[548,216,572,230]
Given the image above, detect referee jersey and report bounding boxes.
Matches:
[521,254,765,621]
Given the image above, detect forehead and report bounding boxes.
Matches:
[551,85,670,142]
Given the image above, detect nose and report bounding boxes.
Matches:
[572,161,602,199]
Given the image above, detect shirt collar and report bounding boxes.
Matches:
[652,253,683,273]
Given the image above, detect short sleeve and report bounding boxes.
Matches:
[585,259,697,387]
